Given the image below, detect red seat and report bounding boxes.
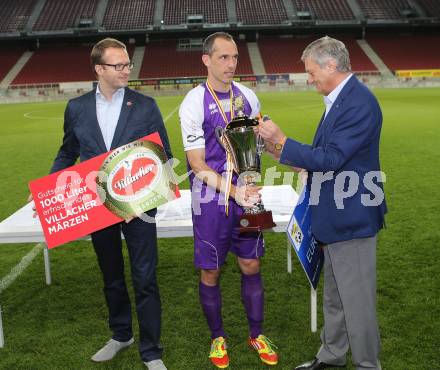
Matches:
[416,0,440,18]
[292,0,354,20]
[102,0,155,30]
[163,0,227,25]
[258,36,377,74]
[0,0,36,33]
[367,34,440,70]
[0,48,25,81]
[357,0,413,19]
[33,0,98,31]
[236,0,288,24]
[12,45,134,84]
[139,40,252,79]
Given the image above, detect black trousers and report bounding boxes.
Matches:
[91,215,162,362]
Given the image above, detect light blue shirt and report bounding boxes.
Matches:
[96,85,125,150]
[323,73,353,119]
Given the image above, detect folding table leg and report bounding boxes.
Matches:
[0,304,4,348]
[287,238,292,273]
[43,244,51,285]
[311,287,317,333]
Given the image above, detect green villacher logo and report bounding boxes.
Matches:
[96,139,174,220]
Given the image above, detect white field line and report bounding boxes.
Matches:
[163,104,179,122]
[23,111,63,120]
[23,103,180,122]
[0,243,45,294]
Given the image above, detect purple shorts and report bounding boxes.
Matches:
[192,198,265,270]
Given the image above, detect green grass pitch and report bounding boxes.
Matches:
[0,88,439,369]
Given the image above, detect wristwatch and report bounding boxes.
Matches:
[274,142,283,151]
[274,136,287,151]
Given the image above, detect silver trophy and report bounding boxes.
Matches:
[216,115,276,232]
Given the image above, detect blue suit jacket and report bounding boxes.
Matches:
[280,75,387,244]
[51,87,172,172]
[50,87,173,216]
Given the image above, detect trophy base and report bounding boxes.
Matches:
[239,211,276,233]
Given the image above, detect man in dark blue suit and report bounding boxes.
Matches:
[50,38,171,370]
[258,37,386,370]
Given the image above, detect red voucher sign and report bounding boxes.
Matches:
[29,133,180,249]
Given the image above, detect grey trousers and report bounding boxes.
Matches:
[316,236,381,370]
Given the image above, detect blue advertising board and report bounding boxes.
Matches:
[286,186,324,290]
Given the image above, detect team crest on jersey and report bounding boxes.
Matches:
[234,95,245,115]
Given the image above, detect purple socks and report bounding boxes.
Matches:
[199,282,225,339]
[199,272,264,339]
[241,272,264,338]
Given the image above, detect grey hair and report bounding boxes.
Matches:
[203,32,235,55]
[301,36,351,72]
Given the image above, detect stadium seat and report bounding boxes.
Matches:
[0,48,26,82]
[291,0,354,21]
[0,0,36,33]
[258,36,377,74]
[102,0,155,30]
[236,0,288,24]
[357,0,415,20]
[33,0,99,31]
[139,40,252,78]
[12,45,134,84]
[258,37,310,73]
[162,0,227,25]
[416,0,440,18]
[366,34,440,70]
[12,46,95,84]
[340,37,378,72]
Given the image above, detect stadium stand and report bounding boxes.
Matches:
[357,0,415,20]
[366,34,440,70]
[162,0,228,25]
[340,38,378,71]
[139,39,253,78]
[416,0,440,18]
[102,0,155,30]
[12,45,133,84]
[236,0,288,24]
[33,0,99,31]
[139,40,205,78]
[0,0,36,33]
[0,49,25,82]
[291,0,355,21]
[1,0,439,89]
[258,37,311,73]
[258,36,377,74]
[12,46,95,84]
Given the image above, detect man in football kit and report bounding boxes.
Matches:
[178,32,278,368]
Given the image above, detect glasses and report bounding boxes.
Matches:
[101,63,134,71]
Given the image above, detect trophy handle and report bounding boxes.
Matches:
[256,134,265,155]
[256,114,271,155]
[215,126,225,148]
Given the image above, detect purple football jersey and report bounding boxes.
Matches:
[179,81,264,268]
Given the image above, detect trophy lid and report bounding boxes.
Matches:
[226,114,258,130]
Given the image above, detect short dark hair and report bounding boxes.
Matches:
[202,32,235,55]
[91,38,127,69]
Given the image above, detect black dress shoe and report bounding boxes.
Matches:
[294,358,345,370]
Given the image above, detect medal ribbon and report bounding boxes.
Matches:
[206,80,234,216]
